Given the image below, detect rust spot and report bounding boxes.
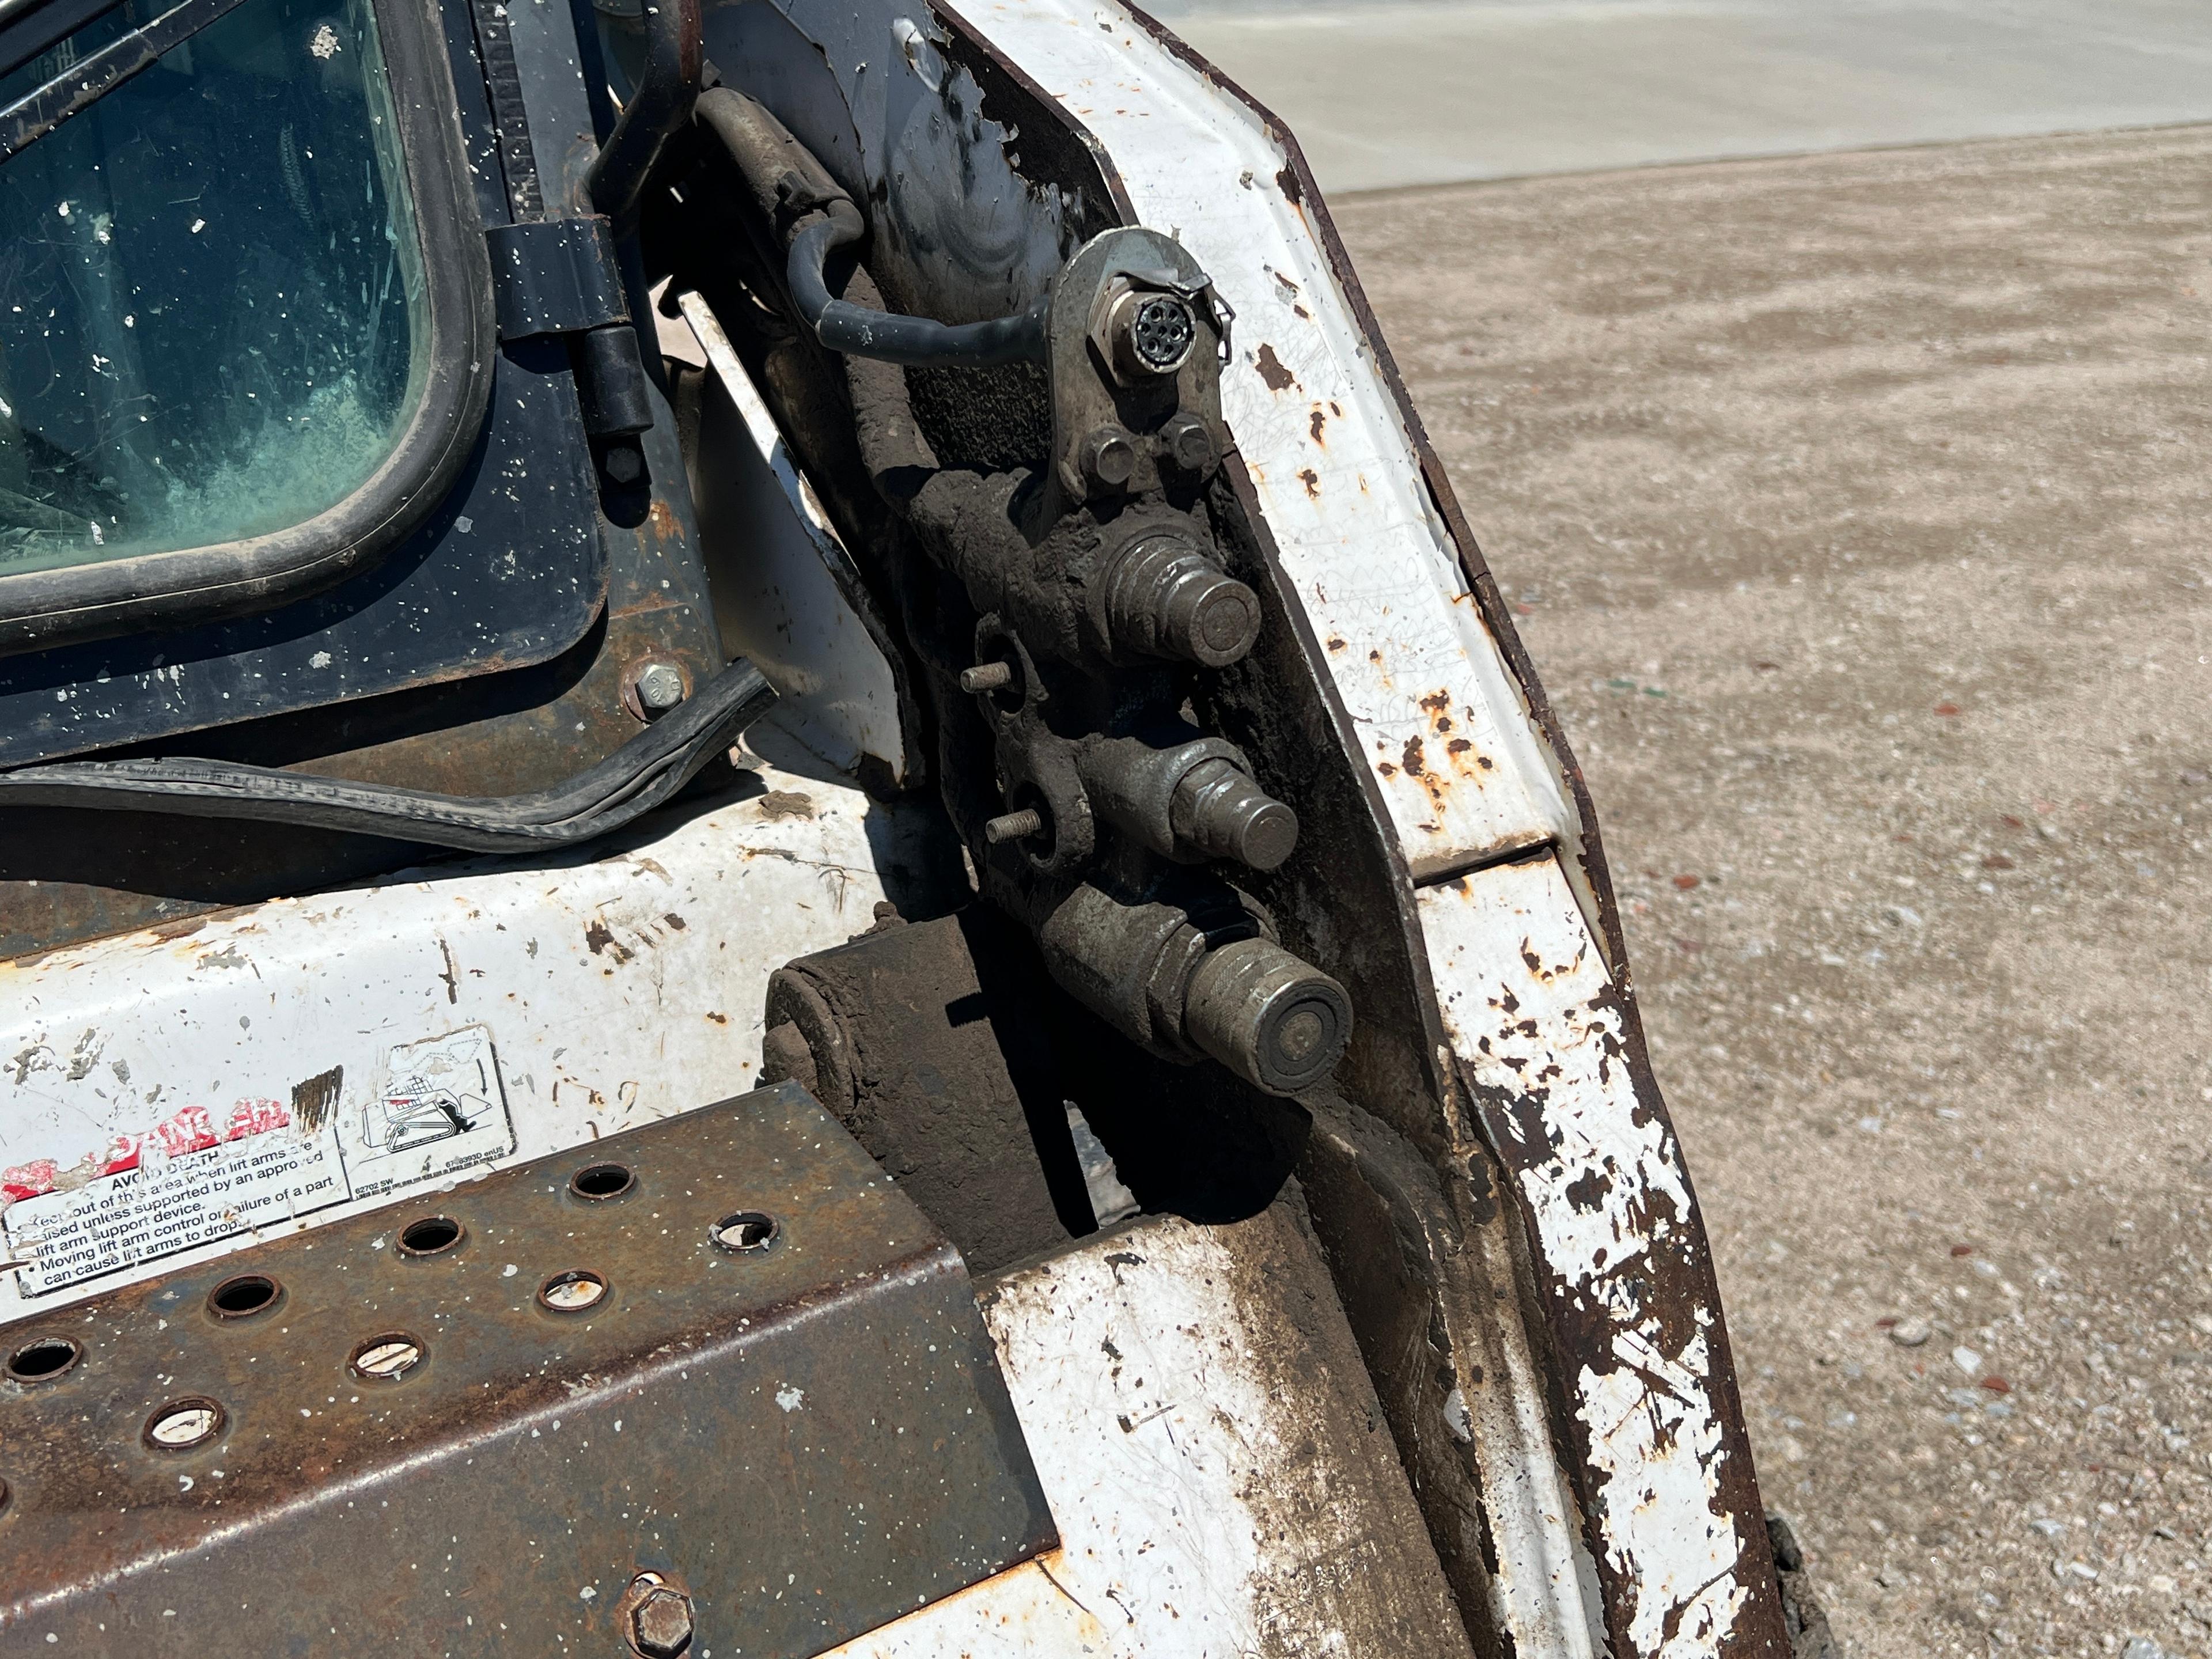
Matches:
[1298,468,1320,498]
[1273,271,1300,298]
[645,499,680,544]
[662,912,688,930]
[1328,401,1341,416]
[1564,1168,1613,1213]
[1293,304,1310,319]
[1934,702,1961,717]
[1309,408,1327,444]
[1672,874,1700,891]
[1419,690,1450,714]
[436,939,459,1005]
[290,1066,344,1135]
[1378,762,1397,777]
[147,916,209,944]
[1367,649,1382,664]
[1402,736,1425,777]
[584,922,634,965]
[706,1012,729,1025]
[1476,755,1494,770]
[1950,1243,1975,1257]
[1446,737,1472,756]
[1325,636,1347,652]
[1274,164,1301,203]
[1255,344,1296,392]
[759,790,816,821]
[1979,1375,2012,1395]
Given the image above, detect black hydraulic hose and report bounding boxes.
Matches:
[786,203,1049,368]
[0,660,776,853]
[585,0,701,234]
[691,85,1048,369]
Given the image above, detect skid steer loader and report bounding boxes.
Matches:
[0,0,1834,1649]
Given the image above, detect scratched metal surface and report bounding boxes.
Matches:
[1423,855,1783,1658]
[980,1203,1480,1657]
[0,1082,1056,1655]
[955,0,1575,881]
[896,3,1791,1652]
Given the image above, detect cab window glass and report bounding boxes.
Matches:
[0,0,427,576]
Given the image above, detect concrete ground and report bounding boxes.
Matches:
[1333,127,2212,1657]
[1160,0,2212,192]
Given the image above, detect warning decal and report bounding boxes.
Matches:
[342,1025,515,1201]
[2,1116,350,1298]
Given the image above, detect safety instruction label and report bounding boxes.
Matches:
[0,1027,514,1301]
[345,1024,514,1201]
[2,1117,350,1298]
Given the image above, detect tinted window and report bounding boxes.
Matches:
[0,0,427,575]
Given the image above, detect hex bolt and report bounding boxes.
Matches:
[983,808,1044,845]
[603,441,646,485]
[1159,411,1216,476]
[635,662,687,715]
[1182,937,1351,1097]
[959,661,1014,694]
[628,1585,695,1658]
[1102,534,1262,668]
[1077,425,1139,494]
[1170,758,1299,871]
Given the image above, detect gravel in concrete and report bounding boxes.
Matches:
[1335,126,2212,1656]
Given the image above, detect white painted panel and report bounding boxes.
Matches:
[1418,859,1751,1657]
[677,290,910,782]
[981,1209,1478,1658]
[0,751,944,1318]
[816,1555,1107,1657]
[941,0,1571,877]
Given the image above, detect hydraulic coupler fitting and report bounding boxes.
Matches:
[1077,731,1298,872]
[1099,532,1261,668]
[1037,882,1350,1097]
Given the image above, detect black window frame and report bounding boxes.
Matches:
[0,0,495,656]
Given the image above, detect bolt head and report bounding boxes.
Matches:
[630,1587,694,1658]
[603,441,646,484]
[1161,412,1215,475]
[1078,426,1138,493]
[635,662,687,714]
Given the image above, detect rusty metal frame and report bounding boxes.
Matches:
[0,1082,1055,1654]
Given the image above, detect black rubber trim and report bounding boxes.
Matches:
[461,0,540,219]
[0,0,496,658]
[0,661,777,850]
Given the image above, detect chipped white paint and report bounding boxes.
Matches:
[982,1208,1476,1658]
[1419,857,1748,1656]
[0,741,940,1316]
[934,0,1572,880]
[815,1554,1107,1657]
[676,289,908,782]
